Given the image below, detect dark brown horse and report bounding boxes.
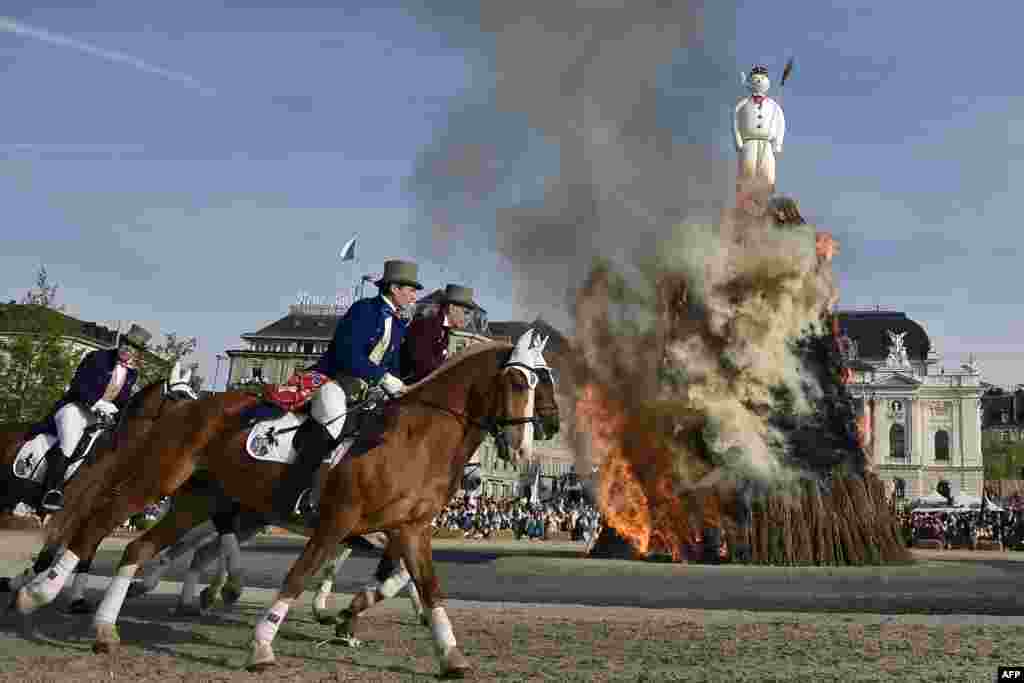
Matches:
[16,330,551,678]
[0,363,198,601]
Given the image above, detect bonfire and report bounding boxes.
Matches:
[575,194,910,565]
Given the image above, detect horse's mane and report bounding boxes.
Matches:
[407,340,514,393]
[118,379,165,420]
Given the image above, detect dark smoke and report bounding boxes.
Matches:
[405,0,740,324]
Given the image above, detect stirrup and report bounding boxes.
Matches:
[41,490,64,512]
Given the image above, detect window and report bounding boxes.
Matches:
[889,424,906,459]
[893,478,906,500]
[303,342,314,354]
[1002,410,1010,424]
[1003,431,1011,442]
[934,430,950,461]
[250,365,263,380]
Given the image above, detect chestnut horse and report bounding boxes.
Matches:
[127,352,561,631]
[0,364,197,603]
[16,330,548,678]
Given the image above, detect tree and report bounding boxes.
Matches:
[137,332,201,389]
[0,266,84,423]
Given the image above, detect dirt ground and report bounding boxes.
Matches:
[0,529,1020,682]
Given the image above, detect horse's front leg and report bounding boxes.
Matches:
[311,543,352,625]
[92,509,192,653]
[335,544,425,643]
[395,524,471,679]
[247,509,359,672]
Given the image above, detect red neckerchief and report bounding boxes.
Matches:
[751,95,765,105]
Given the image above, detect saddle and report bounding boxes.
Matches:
[262,370,328,411]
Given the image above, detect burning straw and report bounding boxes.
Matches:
[575,198,910,565]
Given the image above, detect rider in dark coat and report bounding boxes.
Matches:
[401,284,481,384]
[35,324,151,511]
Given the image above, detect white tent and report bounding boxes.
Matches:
[910,492,1004,512]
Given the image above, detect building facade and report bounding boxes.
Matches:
[837,309,984,501]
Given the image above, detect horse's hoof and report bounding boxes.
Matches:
[93,622,120,654]
[125,581,151,599]
[334,633,363,648]
[312,600,337,625]
[173,603,203,618]
[66,598,94,615]
[245,639,276,671]
[222,579,242,607]
[439,646,471,679]
[199,587,220,611]
[0,577,11,593]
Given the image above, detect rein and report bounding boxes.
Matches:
[110,380,197,451]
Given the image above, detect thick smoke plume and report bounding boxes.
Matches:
[406,0,737,324]
[406,2,872,556]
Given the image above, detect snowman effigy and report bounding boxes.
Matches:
[733,61,802,224]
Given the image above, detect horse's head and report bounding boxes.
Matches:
[489,329,547,464]
[528,334,561,441]
[165,360,200,401]
[118,360,199,426]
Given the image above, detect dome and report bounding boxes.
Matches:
[835,311,931,362]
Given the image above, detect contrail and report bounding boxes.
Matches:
[0,16,214,95]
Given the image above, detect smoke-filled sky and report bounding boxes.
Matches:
[1,0,1020,386]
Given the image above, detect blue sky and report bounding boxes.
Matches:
[1,1,1021,387]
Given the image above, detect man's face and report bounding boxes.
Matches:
[390,284,419,308]
[117,345,138,366]
[749,73,770,95]
[445,304,468,329]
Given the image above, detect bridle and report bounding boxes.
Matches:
[406,361,542,462]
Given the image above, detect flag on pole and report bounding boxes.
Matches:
[339,236,357,262]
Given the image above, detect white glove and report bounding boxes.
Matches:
[91,399,118,415]
[379,373,407,397]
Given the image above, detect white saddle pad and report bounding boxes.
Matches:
[12,431,99,484]
[245,414,353,466]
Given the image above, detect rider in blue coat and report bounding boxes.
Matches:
[272,259,422,524]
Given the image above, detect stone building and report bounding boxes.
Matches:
[224,303,338,389]
[836,308,984,501]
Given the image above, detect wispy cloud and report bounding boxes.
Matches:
[0,16,215,95]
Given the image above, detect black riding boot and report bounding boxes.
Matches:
[270,419,333,526]
[40,445,69,512]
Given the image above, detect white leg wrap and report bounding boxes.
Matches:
[94,564,137,625]
[181,570,200,606]
[406,581,424,615]
[220,533,242,576]
[313,580,332,610]
[429,606,457,656]
[25,549,79,602]
[68,572,89,601]
[379,568,411,599]
[254,598,292,643]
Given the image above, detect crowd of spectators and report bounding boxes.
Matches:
[896,493,1024,549]
[432,494,602,543]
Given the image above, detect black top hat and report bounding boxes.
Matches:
[375,260,424,290]
[750,65,769,76]
[440,284,480,311]
[120,324,152,350]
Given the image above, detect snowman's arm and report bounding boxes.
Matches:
[773,103,785,154]
[733,99,746,152]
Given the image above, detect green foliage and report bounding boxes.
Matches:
[983,440,1024,480]
[0,267,85,423]
[137,332,201,390]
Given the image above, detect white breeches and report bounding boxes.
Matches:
[310,382,348,440]
[54,403,96,459]
[737,139,776,189]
